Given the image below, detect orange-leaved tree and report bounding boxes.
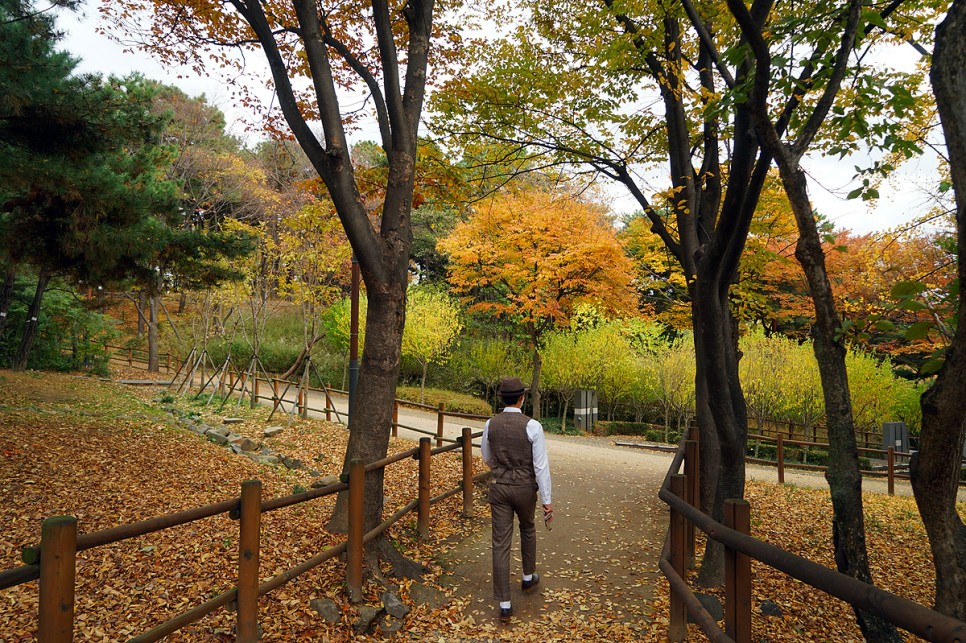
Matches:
[438,189,636,418]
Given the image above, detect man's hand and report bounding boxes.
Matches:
[543,504,554,524]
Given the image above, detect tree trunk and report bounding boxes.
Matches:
[178,291,187,315]
[12,267,51,371]
[148,293,159,373]
[692,273,746,587]
[0,264,16,338]
[912,0,966,620]
[782,165,900,641]
[530,347,543,420]
[326,267,424,578]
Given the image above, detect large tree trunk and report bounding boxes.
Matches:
[12,267,51,371]
[912,0,966,620]
[326,246,424,579]
[728,0,897,632]
[692,270,747,587]
[782,166,900,642]
[0,265,16,338]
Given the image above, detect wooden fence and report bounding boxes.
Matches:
[746,417,889,452]
[746,433,922,495]
[0,430,486,642]
[659,428,966,642]
[106,345,492,447]
[108,346,904,452]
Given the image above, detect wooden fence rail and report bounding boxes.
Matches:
[745,432,939,495]
[1,427,485,642]
[659,429,966,642]
[106,345,492,445]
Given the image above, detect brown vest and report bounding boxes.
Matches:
[487,411,536,488]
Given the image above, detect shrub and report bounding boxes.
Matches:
[394,385,492,415]
[0,276,118,374]
[540,416,583,436]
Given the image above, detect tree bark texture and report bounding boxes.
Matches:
[328,275,406,535]
[782,166,899,641]
[911,0,966,620]
[692,262,748,587]
[12,267,51,371]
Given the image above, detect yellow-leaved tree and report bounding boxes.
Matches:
[401,287,463,402]
[438,189,636,418]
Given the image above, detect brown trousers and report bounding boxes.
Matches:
[488,482,537,602]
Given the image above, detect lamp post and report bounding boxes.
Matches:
[348,256,360,428]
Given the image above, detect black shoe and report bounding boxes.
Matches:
[522,573,541,592]
[499,606,513,623]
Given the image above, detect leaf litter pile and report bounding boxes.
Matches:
[0,368,956,641]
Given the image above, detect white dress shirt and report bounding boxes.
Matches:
[481,407,552,505]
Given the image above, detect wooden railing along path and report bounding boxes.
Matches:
[106,345,491,448]
[0,429,487,642]
[746,432,922,495]
[659,428,966,642]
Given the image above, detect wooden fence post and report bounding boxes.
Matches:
[347,459,365,602]
[669,474,687,642]
[418,438,431,538]
[887,447,895,496]
[251,377,259,409]
[128,347,133,366]
[38,515,77,643]
[777,434,785,484]
[237,480,262,643]
[436,403,446,448]
[725,499,752,643]
[392,402,399,438]
[684,439,699,567]
[462,427,474,518]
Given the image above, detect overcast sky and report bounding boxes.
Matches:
[57,5,942,237]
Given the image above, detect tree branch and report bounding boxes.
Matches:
[320,25,392,155]
[372,0,409,154]
[789,0,862,160]
[679,0,736,89]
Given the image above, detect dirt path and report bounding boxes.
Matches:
[435,435,671,632]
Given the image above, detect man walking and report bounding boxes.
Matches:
[481,376,553,623]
